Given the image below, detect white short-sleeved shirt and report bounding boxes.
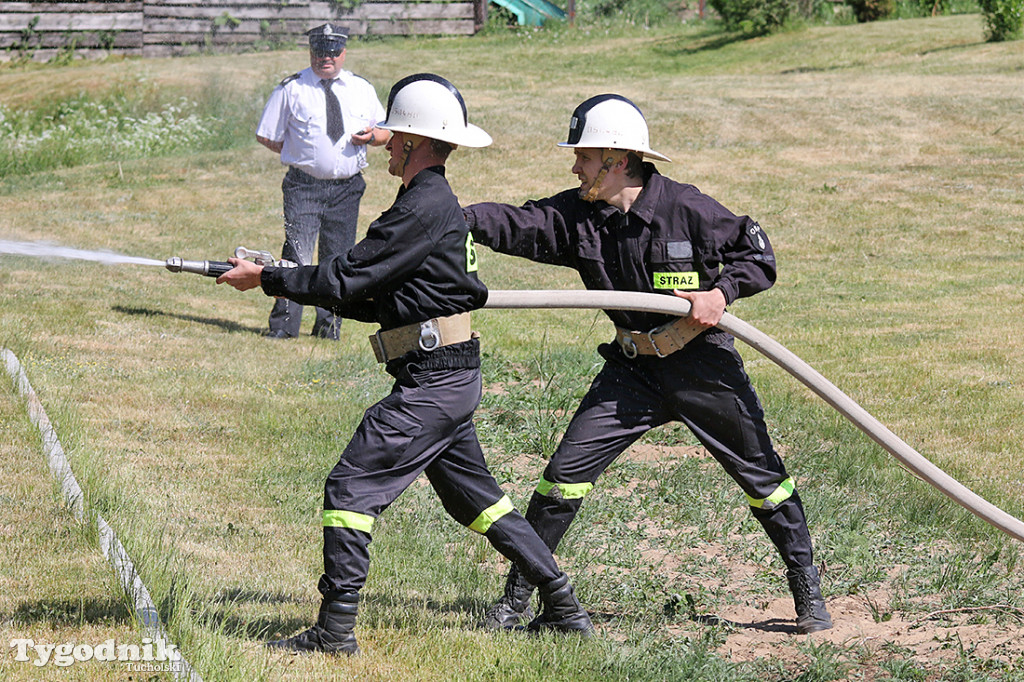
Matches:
[257,67,386,180]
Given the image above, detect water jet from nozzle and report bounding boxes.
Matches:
[0,239,165,267]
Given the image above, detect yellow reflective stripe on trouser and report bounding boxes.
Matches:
[535,475,594,500]
[322,510,375,533]
[468,495,515,534]
[746,477,795,510]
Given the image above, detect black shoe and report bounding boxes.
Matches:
[311,326,339,341]
[479,565,535,630]
[267,597,359,655]
[263,329,295,340]
[527,572,593,636]
[787,565,833,634]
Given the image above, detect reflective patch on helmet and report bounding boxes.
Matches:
[653,271,699,290]
[465,233,478,273]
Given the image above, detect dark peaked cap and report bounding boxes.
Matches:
[306,23,349,48]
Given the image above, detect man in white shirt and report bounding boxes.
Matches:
[256,23,388,340]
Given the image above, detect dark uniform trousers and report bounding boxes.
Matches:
[317,342,561,599]
[270,167,366,338]
[525,335,815,571]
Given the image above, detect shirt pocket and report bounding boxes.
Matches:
[575,233,604,264]
[650,238,702,291]
[292,100,320,138]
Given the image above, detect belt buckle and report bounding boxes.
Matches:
[418,319,441,351]
[369,331,387,363]
[646,328,670,358]
[618,331,638,359]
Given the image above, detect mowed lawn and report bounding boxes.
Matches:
[1,14,1023,681]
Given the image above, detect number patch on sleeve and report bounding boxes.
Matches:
[465,233,479,273]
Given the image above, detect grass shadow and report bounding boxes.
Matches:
[212,588,301,606]
[113,305,262,335]
[9,596,133,627]
[692,612,798,634]
[650,29,758,56]
[182,588,318,640]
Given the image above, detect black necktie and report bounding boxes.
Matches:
[321,79,344,144]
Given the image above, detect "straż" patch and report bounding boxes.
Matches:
[653,271,699,290]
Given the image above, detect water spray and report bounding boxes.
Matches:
[0,240,296,276]
[0,239,165,267]
[165,246,296,277]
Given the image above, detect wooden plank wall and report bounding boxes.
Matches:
[0,0,481,61]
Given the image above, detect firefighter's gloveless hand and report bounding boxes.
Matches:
[673,287,726,328]
[217,258,264,291]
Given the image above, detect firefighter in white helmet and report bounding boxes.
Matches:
[465,94,833,635]
[219,74,593,654]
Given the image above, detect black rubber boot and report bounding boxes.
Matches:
[479,564,536,630]
[527,572,594,636]
[266,595,360,655]
[787,566,833,634]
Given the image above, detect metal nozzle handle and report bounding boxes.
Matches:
[165,257,232,277]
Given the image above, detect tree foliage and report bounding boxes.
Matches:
[707,0,792,33]
[978,0,1023,40]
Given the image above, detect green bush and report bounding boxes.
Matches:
[707,0,792,33]
[0,96,216,177]
[847,0,895,21]
[978,0,1024,40]
[576,0,684,22]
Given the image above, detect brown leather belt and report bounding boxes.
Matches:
[615,316,706,358]
[369,312,474,363]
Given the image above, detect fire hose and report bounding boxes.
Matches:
[162,248,1023,544]
[483,289,1024,544]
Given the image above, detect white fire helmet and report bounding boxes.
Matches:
[377,73,492,148]
[558,94,670,163]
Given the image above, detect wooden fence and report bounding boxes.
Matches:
[0,0,486,61]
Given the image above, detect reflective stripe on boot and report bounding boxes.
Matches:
[266,596,360,655]
[786,566,833,634]
[527,572,593,636]
[479,564,535,629]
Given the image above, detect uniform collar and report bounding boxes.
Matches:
[304,67,351,84]
[588,162,662,224]
[624,163,662,224]
[398,165,446,195]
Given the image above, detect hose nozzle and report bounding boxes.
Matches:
[165,257,232,277]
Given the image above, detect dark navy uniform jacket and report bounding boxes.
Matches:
[465,164,776,333]
[261,166,488,333]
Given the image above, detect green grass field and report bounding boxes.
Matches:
[2,15,1023,681]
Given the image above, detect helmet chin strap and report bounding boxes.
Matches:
[395,133,427,175]
[581,149,627,203]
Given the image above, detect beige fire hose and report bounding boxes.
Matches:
[484,290,1024,544]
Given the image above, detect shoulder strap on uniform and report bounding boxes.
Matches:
[279,72,301,86]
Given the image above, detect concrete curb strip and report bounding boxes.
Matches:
[2,348,202,682]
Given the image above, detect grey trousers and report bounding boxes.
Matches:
[268,167,365,338]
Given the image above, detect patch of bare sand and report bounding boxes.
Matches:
[644,551,1024,673]
[623,443,708,464]
[712,590,1024,669]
